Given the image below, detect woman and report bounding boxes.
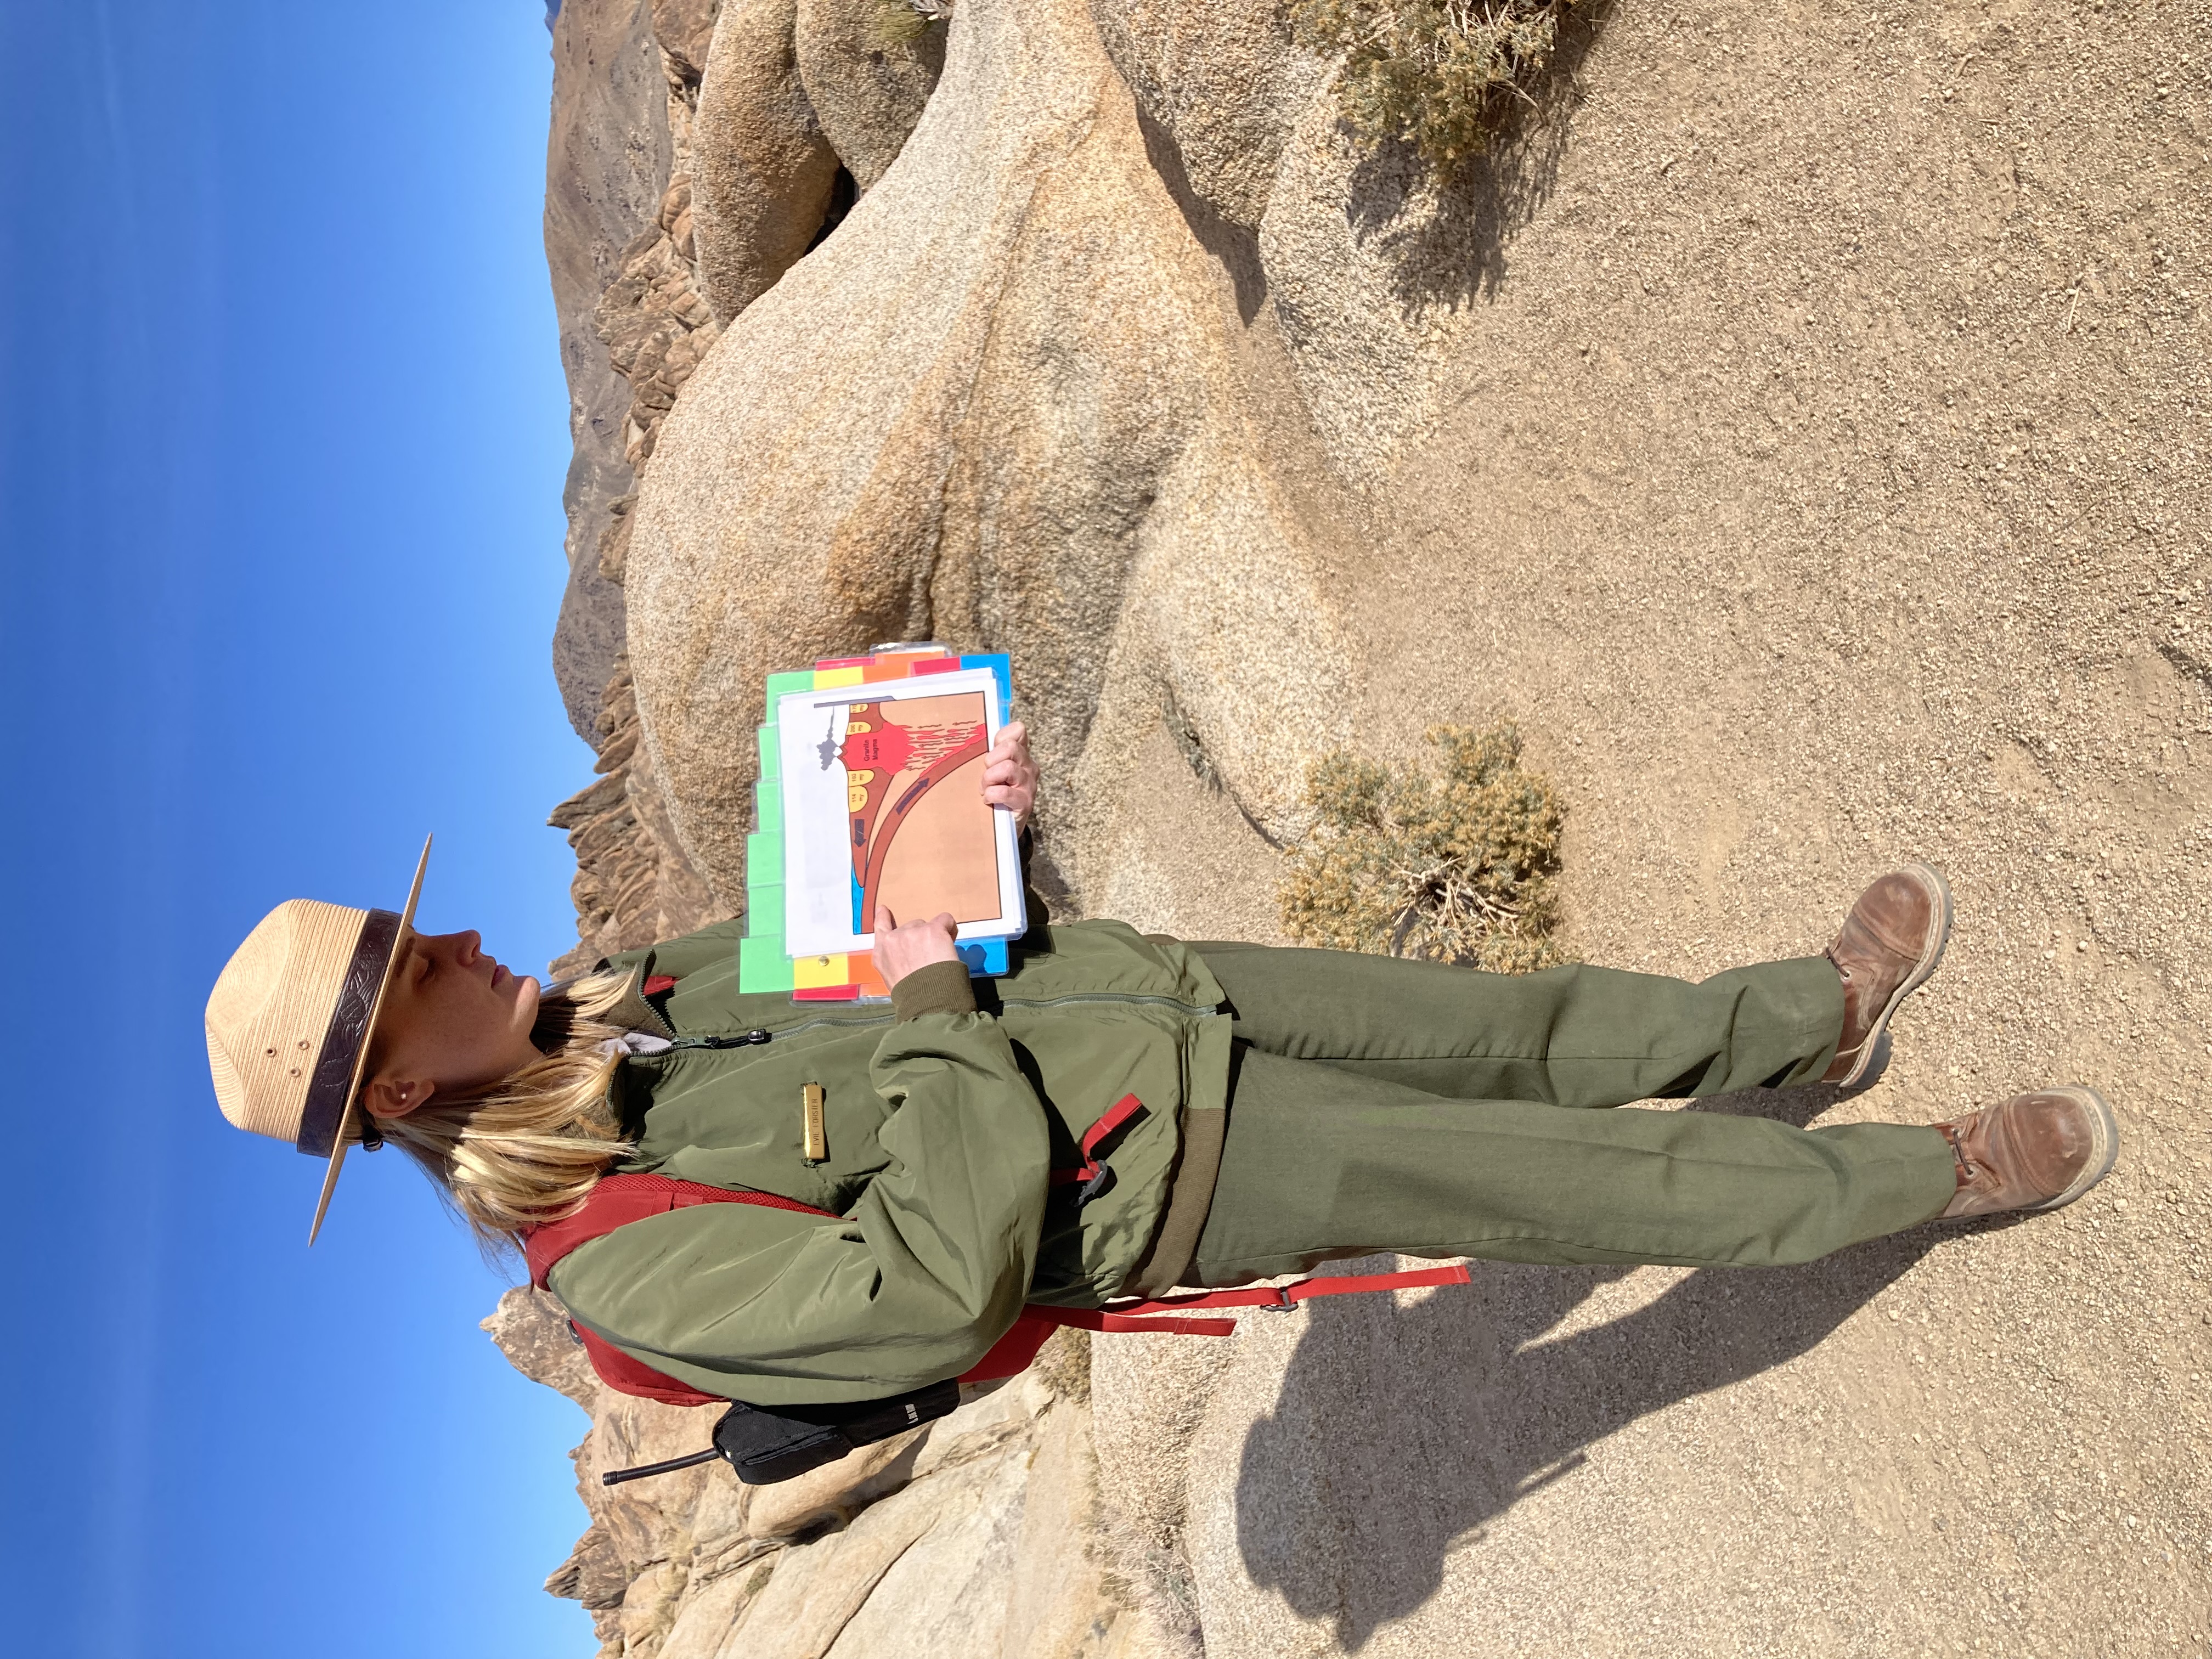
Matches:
[205,724,2117,1406]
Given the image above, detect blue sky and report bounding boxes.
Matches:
[2,3,603,1654]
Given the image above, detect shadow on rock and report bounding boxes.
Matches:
[1136,101,1270,324]
[1233,1225,1942,1649]
[1340,0,1613,314]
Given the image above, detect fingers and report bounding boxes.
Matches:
[981,721,1037,820]
[877,904,955,937]
[871,902,964,990]
[872,902,960,943]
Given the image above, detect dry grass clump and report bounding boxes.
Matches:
[1279,722,1567,972]
[1288,0,1582,172]
[873,0,951,46]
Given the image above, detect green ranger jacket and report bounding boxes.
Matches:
[544,918,1231,1405]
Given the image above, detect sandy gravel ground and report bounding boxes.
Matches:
[1088,1,2212,1653]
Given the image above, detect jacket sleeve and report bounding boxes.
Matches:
[606,834,1050,983]
[546,1008,1052,1404]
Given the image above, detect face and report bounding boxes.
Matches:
[360,929,543,1119]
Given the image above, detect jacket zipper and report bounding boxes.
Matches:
[662,991,1220,1049]
[1000,991,1223,1019]
[665,1028,781,1049]
[666,1014,887,1049]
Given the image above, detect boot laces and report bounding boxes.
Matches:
[1940,1122,1979,1182]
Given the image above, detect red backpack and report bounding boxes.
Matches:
[522,1102,1469,1408]
[521,1154,1469,1487]
[522,1170,1091,1405]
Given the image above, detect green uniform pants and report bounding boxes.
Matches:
[1183,945,1958,1285]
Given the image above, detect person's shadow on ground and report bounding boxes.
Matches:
[1232,1085,1951,1649]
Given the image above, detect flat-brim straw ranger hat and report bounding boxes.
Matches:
[205,837,431,1244]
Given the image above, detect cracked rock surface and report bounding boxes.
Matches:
[486,1290,1171,1657]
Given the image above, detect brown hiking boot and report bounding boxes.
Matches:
[1820,862,1953,1086]
[1936,1087,2119,1217]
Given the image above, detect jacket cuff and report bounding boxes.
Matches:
[890,958,977,1021]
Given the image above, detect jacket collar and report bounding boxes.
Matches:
[604,953,678,1041]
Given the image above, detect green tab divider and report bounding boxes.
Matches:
[757,724,780,782]
[743,884,785,937]
[765,670,815,704]
[739,935,795,993]
[753,777,784,834]
[746,830,783,887]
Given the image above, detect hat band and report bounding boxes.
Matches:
[296,907,402,1158]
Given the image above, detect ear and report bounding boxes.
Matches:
[362,1073,435,1119]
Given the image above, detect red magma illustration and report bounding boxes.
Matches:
[825,693,998,932]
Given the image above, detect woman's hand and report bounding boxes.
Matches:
[872,905,961,989]
[981,720,1038,827]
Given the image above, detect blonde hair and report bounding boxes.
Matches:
[376,969,636,1250]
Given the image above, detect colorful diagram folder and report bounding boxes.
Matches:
[739,645,1025,1000]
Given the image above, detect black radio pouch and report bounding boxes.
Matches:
[600,1378,963,1488]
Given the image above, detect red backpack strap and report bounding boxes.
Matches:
[522,1174,841,1407]
[525,1173,1474,1401]
[957,1263,1476,1380]
[1100,1262,1474,1319]
[571,1330,724,1407]
[524,1173,838,1290]
[1046,1092,1148,1200]
[957,1308,1064,1383]
[954,1301,1239,1382]
[960,1099,1472,1382]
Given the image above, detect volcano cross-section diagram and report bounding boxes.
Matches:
[822,691,994,933]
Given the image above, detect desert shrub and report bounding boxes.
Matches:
[1288,0,1582,173]
[1279,722,1567,971]
[873,0,950,46]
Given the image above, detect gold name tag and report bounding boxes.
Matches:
[802,1083,827,1164]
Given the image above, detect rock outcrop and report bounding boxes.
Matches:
[545,0,669,741]
[689,0,947,324]
[484,1289,1176,1658]
[531,0,2212,1652]
[548,658,717,977]
[545,0,730,971]
[628,0,1361,918]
